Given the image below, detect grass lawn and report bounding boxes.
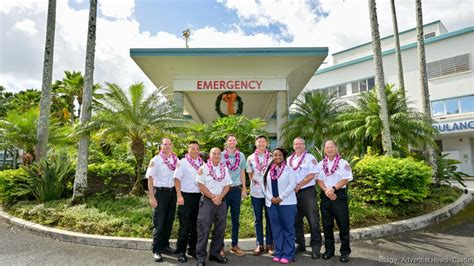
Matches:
[4,184,463,239]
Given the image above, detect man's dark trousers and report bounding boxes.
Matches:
[295,186,322,251]
[320,188,351,256]
[225,186,241,247]
[196,196,227,261]
[152,187,177,254]
[176,192,201,255]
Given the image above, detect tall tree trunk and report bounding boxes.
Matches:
[73,0,97,203]
[130,139,145,195]
[35,0,57,161]
[415,0,437,176]
[390,0,406,102]
[368,0,393,156]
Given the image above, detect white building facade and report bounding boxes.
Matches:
[304,21,474,176]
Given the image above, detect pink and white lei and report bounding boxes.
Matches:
[254,149,271,174]
[160,151,178,171]
[224,149,241,171]
[289,151,307,171]
[207,160,226,182]
[185,153,204,170]
[270,161,286,180]
[323,154,341,176]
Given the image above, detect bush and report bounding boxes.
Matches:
[87,160,135,195]
[0,168,29,204]
[351,155,432,205]
[19,154,75,202]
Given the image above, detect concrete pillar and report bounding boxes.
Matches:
[174,91,184,117]
[276,90,288,146]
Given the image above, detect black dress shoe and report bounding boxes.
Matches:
[196,261,205,266]
[295,245,306,253]
[322,252,334,260]
[340,254,350,263]
[311,251,321,259]
[161,246,175,255]
[209,254,228,264]
[178,253,188,263]
[188,251,197,259]
[153,253,163,262]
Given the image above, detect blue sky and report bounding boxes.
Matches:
[1,0,473,92]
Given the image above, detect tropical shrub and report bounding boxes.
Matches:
[435,153,468,187]
[0,168,29,204]
[18,154,75,202]
[351,155,432,205]
[87,160,135,195]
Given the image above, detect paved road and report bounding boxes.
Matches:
[1,199,473,266]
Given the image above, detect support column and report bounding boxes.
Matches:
[174,91,184,117]
[276,90,288,146]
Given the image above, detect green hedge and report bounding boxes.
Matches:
[87,160,135,195]
[351,155,432,205]
[88,160,134,182]
[0,168,29,204]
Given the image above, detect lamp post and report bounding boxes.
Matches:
[182,28,191,48]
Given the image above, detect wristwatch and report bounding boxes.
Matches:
[332,186,337,191]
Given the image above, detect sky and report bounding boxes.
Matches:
[0,0,473,93]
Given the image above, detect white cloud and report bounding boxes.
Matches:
[99,0,135,19]
[13,18,39,36]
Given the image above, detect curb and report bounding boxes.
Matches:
[0,192,472,251]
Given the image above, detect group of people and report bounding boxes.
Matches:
[146,135,353,265]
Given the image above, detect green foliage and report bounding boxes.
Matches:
[0,168,29,204]
[435,153,468,187]
[336,84,436,156]
[351,154,432,205]
[18,154,75,202]
[175,115,266,157]
[5,184,462,238]
[282,90,344,150]
[88,160,134,185]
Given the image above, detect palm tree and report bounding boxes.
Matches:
[73,0,97,202]
[336,84,436,156]
[368,0,393,155]
[36,0,57,162]
[281,90,345,150]
[390,0,406,102]
[79,82,182,195]
[416,0,437,174]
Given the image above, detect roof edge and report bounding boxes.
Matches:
[130,47,328,57]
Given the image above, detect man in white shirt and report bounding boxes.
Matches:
[147,138,178,263]
[289,137,322,259]
[174,141,204,263]
[196,147,232,266]
[316,140,353,263]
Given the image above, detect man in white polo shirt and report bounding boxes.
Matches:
[316,140,353,263]
[174,141,204,263]
[196,147,232,266]
[147,138,178,263]
[289,137,322,259]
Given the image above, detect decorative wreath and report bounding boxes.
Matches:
[215,91,244,117]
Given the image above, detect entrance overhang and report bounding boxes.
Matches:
[130,47,328,124]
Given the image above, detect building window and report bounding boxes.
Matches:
[431,95,474,117]
[446,98,459,115]
[367,77,375,90]
[460,95,474,113]
[427,54,470,79]
[424,32,436,39]
[338,84,347,96]
[432,101,445,117]
[351,81,359,94]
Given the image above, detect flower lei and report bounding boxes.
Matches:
[207,160,226,182]
[185,153,204,171]
[289,151,307,171]
[270,161,286,180]
[160,151,178,171]
[254,149,271,173]
[224,149,241,171]
[323,154,341,176]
